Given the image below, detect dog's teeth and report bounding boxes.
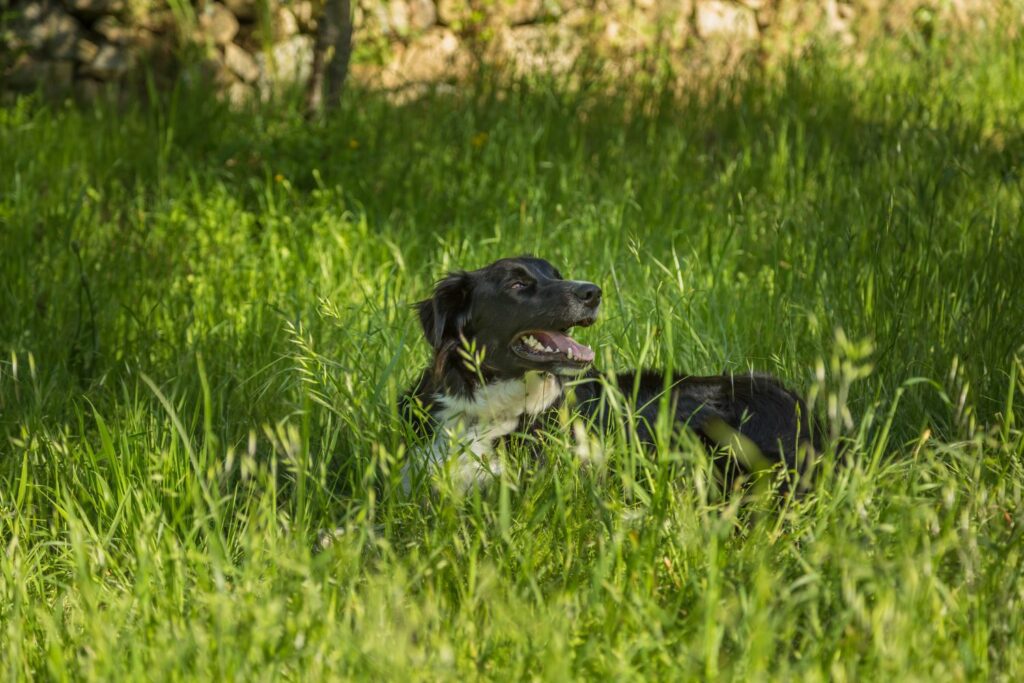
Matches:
[521,334,559,354]
[567,348,574,360]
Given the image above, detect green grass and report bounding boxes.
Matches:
[2,28,1023,680]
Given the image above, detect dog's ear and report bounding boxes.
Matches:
[417,271,471,349]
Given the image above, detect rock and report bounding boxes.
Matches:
[225,80,254,107]
[273,5,299,40]
[75,77,104,100]
[224,42,260,83]
[696,0,759,40]
[4,55,37,89]
[292,1,317,32]
[505,0,544,25]
[943,0,998,26]
[138,9,176,34]
[393,27,465,83]
[62,0,125,18]
[762,0,827,51]
[387,0,410,35]
[823,0,855,46]
[51,58,74,87]
[48,28,79,60]
[494,23,578,75]
[199,55,236,87]
[81,43,133,79]
[602,18,643,55]
[408,0,437,32]
[2,27,23,53]
[436,0,469,27]
[132,27,160,52]
[93,16,133,44]
[640,2,693,54]
[560,7,592,30]
[199,2,239,46]
[4,54,74,89]
[21,1,48,22]
[19,1,82,58]
[438,0,542,27]
[75,37,99,63]
[222,0,258,22]
[257,34,314,84]
[386,0,437,35]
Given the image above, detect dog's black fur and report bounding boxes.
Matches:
[403,256,819,489]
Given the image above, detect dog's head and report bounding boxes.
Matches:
[417,256,602,382]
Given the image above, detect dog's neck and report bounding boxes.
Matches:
[409,370,563,492]
[431,341,547,398]
[435,371,562,428]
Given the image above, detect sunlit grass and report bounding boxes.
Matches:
[1,28,1023,680]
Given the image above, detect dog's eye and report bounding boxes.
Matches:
[509,280,529,290]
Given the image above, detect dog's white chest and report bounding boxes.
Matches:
[445,371,560,421]
[412,372,561,490]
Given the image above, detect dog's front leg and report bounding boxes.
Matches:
[410,424,505,494]
[450,448,503,493]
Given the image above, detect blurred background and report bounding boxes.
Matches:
[1,1,1010,106]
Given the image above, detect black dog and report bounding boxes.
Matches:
[402,256,819,492]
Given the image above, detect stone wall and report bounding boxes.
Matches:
[0,0,1006,101]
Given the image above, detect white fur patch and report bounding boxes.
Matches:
[406,372,562,492]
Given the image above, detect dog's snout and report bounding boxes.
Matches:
[573,282,602,306]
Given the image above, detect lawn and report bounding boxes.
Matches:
[1,28,1023,681]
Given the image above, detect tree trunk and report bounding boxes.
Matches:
[305,0,353,114]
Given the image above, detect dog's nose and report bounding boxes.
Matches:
[573,282,602,306]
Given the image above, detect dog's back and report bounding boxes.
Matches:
[567,370,820,479]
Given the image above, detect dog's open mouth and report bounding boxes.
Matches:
[510,326,595,365]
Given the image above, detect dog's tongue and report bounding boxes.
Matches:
[533,331,595,362]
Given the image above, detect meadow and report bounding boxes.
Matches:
[1,27,1023,680]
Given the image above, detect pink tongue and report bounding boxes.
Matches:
[532,331,595,362]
